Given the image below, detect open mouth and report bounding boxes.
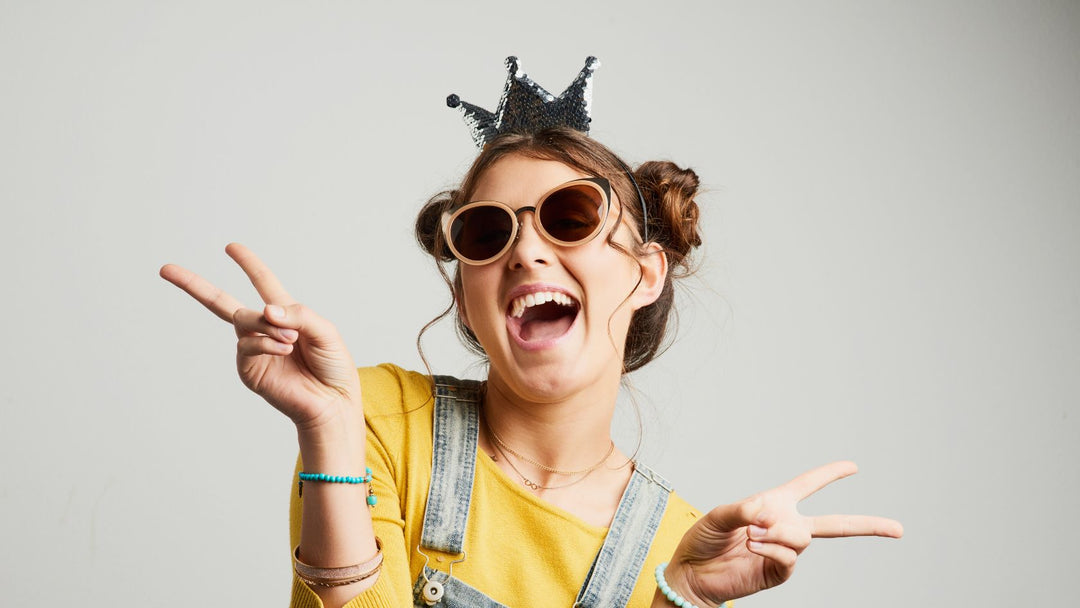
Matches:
[506,290,581,346]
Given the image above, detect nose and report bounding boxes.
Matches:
[506,207,552,269]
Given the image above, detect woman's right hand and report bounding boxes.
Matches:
[657,461,902,607]
[160,243,362,432]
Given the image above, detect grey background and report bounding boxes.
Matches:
[2,1,1077,606]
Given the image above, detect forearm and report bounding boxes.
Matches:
[295,408,379,608]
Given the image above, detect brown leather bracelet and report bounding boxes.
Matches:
[293,537,383,587]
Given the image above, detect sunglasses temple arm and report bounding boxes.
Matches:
[616,159,648,242]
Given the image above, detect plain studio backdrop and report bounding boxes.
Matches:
[2,1,1077,606]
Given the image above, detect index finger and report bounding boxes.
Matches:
[784,460,859,500]
[159,263,245,324]
[811,514,904,539]
[225,243,296,306]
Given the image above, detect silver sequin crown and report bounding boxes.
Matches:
[447,56,600,147]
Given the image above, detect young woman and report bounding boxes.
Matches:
[161,126,902,608]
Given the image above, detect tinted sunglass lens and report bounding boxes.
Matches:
[451,206,514,261]
[539,185,605,243]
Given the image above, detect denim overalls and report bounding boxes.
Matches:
[411,377,672,608]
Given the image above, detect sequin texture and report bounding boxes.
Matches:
[447,56,600,147]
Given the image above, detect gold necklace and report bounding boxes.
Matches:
[487,419,614,476]
[483,413,615,491]
[489,434,601,491]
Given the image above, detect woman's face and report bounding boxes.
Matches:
[456,153,665,403]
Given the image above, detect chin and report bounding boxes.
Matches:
[491,343,623,404]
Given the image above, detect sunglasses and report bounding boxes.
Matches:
[442,176,613,265]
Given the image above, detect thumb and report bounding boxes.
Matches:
[264,303,339,343]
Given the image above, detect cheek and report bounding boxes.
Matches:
[579,251,642,315]
[456,295,473,331]
[458,268,499,327]
[594,243,643,286]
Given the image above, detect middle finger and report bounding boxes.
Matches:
[784,461,859,500]
[225,243,296,306]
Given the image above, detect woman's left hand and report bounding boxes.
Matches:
[660,461,903,607]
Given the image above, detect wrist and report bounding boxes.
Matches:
[654,561,716,608]
[296,402,366,470]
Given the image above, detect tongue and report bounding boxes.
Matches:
[520,316,573,341]
[518,302,575,342]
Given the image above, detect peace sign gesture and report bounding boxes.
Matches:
[660,461,903,607]
[160,243,362,432]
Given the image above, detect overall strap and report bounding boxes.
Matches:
[574,462,673,608]
[419,376,484,555]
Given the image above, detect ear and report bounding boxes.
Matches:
[631,242,668,310]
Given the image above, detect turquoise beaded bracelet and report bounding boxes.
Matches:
[655,562,703,608]
[298,467,377,507]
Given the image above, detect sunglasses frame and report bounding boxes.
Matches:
[442,176,612,266]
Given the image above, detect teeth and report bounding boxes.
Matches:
[509,291,576,318]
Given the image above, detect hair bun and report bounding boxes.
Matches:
[415,190,457,262]
[635,161,702,271]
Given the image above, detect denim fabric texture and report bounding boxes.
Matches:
[413,376,671,608]
[419,377,484,554]
[573,463,671,608]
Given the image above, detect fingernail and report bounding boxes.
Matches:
[749,524,767,538]
[267,305,285,320]
[748,540,763,550]
[280,329,298,341]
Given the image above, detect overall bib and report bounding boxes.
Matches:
[411,377,673,608]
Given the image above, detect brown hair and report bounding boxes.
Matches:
[415,127,702,372]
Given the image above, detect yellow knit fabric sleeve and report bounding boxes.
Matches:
[289,363,704,608]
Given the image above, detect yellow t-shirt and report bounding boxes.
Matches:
[290,364,703,608]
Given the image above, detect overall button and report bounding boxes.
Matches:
[422,580,444,606]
